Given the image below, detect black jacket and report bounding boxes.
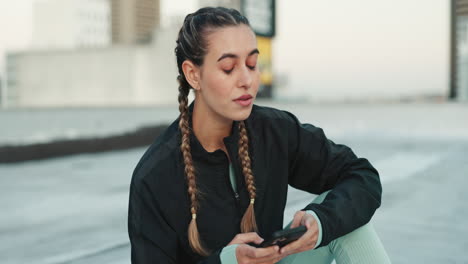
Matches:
[128,103,382,263]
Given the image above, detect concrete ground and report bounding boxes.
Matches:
[1,101,467,263]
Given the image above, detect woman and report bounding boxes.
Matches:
[128,7,391,264]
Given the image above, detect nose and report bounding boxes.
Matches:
[237,65,253,89]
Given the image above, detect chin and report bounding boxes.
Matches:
[230,106,253,121]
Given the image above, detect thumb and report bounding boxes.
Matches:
[290,211,305,229]
[238,232,264,244]
[304,214,315,229]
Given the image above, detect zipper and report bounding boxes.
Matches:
[225,163,241,210]
[224,140,243,215]
[231,162,243,203]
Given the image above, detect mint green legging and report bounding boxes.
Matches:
[278,190,391,264]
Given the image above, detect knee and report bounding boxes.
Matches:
[327,221,391,263]
[329,221,377,248]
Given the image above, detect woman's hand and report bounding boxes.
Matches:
[228,232,283,264]
[279,211,319,256]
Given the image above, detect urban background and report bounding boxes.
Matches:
[1,0,468,263]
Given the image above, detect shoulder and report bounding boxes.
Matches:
[248,104,325,147]
[248,104,299,127]
[246,104,304,153]
[130,118,181,191]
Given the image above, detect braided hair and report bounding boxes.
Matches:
[174,7,257,256]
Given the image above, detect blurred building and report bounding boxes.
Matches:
[5,26,178,108]
[110,0,161,44]
[6,1,453,108]
[3,0,165,108]
[32,0,110,49]
[0,74,4,108]
[451,0,468,101]
[198,0,240,10]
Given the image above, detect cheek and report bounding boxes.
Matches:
[204,73,233,98]
[252,71,261,90]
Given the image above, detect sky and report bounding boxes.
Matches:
[0,0,451,99]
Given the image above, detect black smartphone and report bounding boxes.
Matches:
[250,226,307,248]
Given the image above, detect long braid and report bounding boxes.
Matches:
[238,121,258,233]
[174,7,254,256]
[178,75,210,256]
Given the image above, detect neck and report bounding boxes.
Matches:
[192,98,232,157]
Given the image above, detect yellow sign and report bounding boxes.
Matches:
[257,36,273,86]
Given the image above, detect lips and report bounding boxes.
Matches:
[233,94,254,107]
[234,94,253,101]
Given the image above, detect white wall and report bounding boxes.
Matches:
[8,26,179,108]
[457,16,468,101]
[132,27,179,105]
[273,0,450,101]
[11,47,132,107]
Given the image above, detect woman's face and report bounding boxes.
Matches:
[195,24,260,122]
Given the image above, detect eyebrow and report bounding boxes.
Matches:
[217,49,260,62]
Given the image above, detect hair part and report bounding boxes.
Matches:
[175,7,257,256]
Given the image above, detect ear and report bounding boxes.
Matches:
[182,60,201,90]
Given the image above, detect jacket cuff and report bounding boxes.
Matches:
[220,244,238,264]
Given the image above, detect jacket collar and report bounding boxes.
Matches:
[186,101,239,164]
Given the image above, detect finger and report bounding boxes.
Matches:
[272,255,286,264]
[281,238,316,256]
[279,235,303,255]
[282,244,314,260]
[304,214,317,230]
[250,233,265,245]
[290,211,305,229]
[303,217,319,245]
[247,247,281,264]
[234,232,265,245]
[255,254,283,264]
[238,244,257,258]
[245,245,280,259]
[279,227,315,255]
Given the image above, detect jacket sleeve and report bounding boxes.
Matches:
[285,111,382,248]
[128,178,179,263]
